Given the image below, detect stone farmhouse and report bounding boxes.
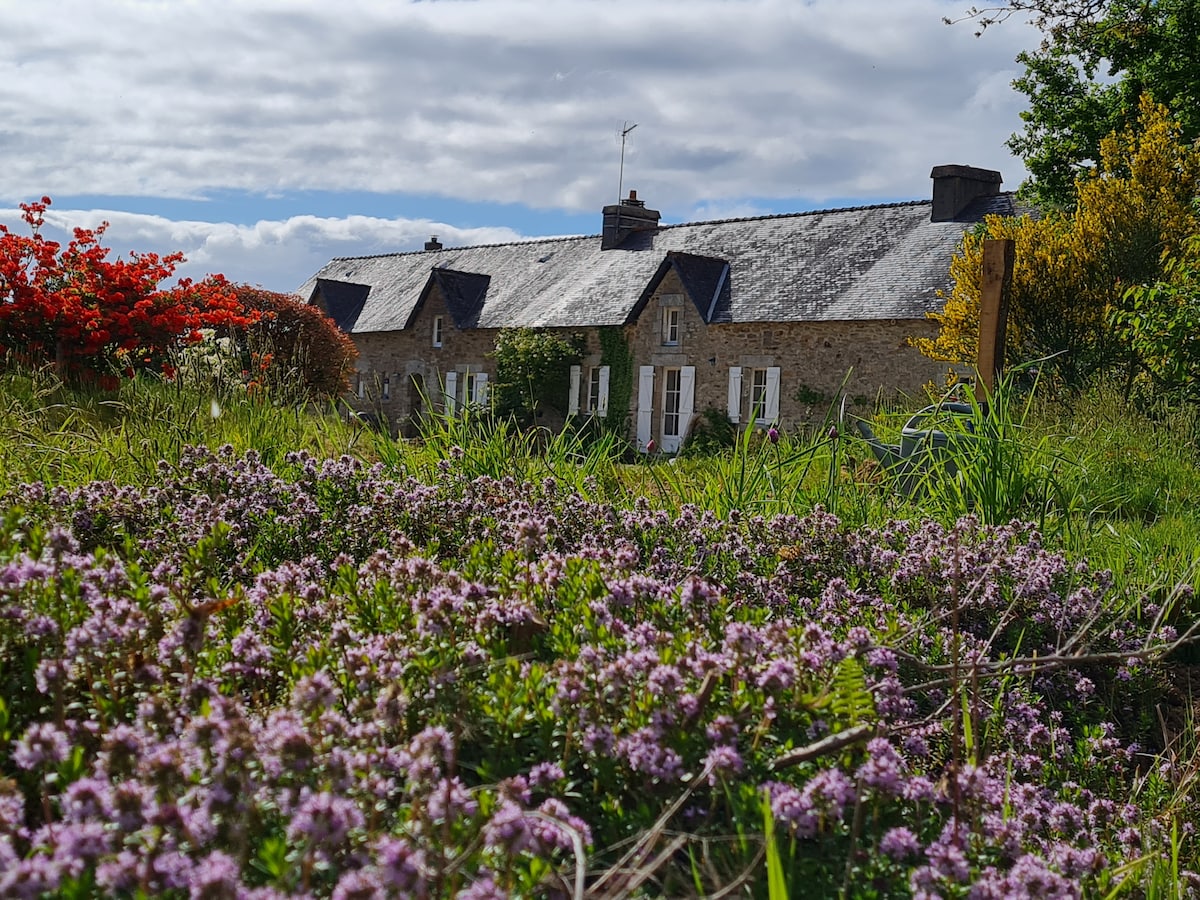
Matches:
[296,165,1016,450]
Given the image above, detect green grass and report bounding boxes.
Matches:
[0,361,369,489]
[7,356,1200,607]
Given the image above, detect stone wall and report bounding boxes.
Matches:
[344,272,954,442]
[621,270,953,447]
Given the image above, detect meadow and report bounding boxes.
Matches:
[2,359,1199,898]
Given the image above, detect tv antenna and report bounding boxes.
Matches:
[617,121,638,202]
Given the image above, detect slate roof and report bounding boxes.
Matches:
[297,193,1022,334]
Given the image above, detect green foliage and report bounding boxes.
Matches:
[490,328,583,425]
[597,326,634,433]
[981,0,1200,207]
[890,371,1084,535]
[793,383,831,406]
[0,357,364,490]
[680,406,738,458]
[1113,231,1200,399]
[6,351,1200,893]
[227,285,359,401]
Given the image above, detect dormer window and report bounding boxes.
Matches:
[662,307,680,346]
[432,316,444,348]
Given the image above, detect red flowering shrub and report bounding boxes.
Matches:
[228,285,358,400]
[0,197,253,386]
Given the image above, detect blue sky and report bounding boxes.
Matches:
[0,0,1037,294]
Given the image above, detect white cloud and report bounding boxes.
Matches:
[0,0,1037,212]
[0,207,523,293]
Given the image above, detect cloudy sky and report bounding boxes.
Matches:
[0,0,1038,293]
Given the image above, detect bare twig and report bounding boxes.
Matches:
[588,763,711,896]
[770,724,874,771]
[895,619,1200,695]
[527,810,588,900]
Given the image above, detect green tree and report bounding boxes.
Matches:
[915,96,1200,384]
[490,328,583,425]
[952,0,1200,207]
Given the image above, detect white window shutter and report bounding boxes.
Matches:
[597,365,610,417]
[636,366,655,450]
[475,372,488,405]
[727,366,742,423]
[765,366,781,422]
[568,365,581,416]
[679,366,696,442]
[444,371,457,416]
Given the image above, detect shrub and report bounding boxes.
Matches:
[226,285,358,401]
[0,197,251,387]
[681,406,738,457]
[490,328,583,425]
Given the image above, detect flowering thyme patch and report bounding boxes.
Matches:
[0,446,1194,896]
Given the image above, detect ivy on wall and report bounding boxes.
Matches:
[598,326,634,433]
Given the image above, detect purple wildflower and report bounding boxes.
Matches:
[880,826,921,860]
[13,722,70,770]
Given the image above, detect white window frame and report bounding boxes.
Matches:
[750,366,781,424]
[659,365,695,453]
[662,307,680,346]
[462,372,477,409]
[356,374,366,399]
[662,367,682,442]
[750,368,768,420]
[586,366,605,415]
[382,376,390,401]
[432,316,444,348]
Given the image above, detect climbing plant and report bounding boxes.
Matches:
[598,326,634,433]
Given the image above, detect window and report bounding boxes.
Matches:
[356,375,365,399]
[432,316,444,348]
[586,367,602,414]
[662,368,681,438]
[382,376,390,401]
[662,307,680,346]
[750,368,768,419]
[750,367,780,423]
[458,371,488,408]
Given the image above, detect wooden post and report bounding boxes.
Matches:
[977,238,1014,396]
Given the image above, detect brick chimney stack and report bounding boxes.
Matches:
[602,190,661,250]
[424,235,443,251]
[930,165,1002,222]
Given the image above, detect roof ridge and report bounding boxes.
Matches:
[659,198,931,230]
[330,232,595,262]
[326,194,1012,263]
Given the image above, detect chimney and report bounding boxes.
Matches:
[930,165,1002,222]
[424,235,443,251]
[602,190,661,250]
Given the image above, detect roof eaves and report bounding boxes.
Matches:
[402,270,439,331]
[706,262,730,323]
